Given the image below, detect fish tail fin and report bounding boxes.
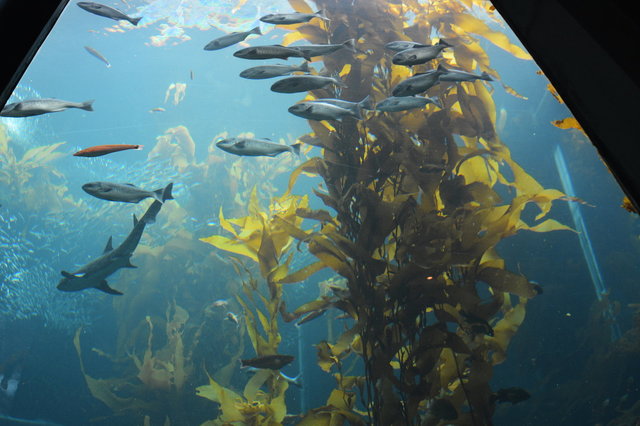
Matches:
[250,26,262,35]
[332,74,348,88]
[359,94,374,110]
[437,63,448,73]
[315,9,330,20]
[133,214,139,227]
[135,145,144,150]
[342,38,357,53]
[290,143,302,156]
[352,106,363,120]
[162,182,174,202]
[480,71,493,81]
[81,100,95,111]
[97,280,123,295]
[438,38,453,47]
[430,96,443,109]
[129,16,142,26]
[291,373,303,388]
[299,61,310,73]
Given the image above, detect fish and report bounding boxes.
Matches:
[308,95,374,112]
[73,144,143,157]
[271,74,346,93]
[296,309,327,326]
[149,107,165,113]
[391,39,452,66]
[233,45,311,60]
[216,137,301,157]
[239,62,310,79]
[77,2,142,25]
[375,95,441,112]
[211,299,229,308]
[288,101,361,121]
[225,311,240,325]
[243,367,303,388]
[460,311,494,336]
[204,26,262,50]
[292,39,356,57]
[491,387,531,405]
[391,65,447,97]
[259,10,328,25]
[82,182,174,204]
[56,188,172,295]
[240,354,295,370]
[84,46,111,68]
[384,40,431,52]
[437,64,493,82]
[0,98,94,117]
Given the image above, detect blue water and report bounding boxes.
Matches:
[1,1,638,425]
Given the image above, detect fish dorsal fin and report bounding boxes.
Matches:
[124,183,135,186]
[263,137,272,140]
[133,214,139,227]
[103,236,113,253]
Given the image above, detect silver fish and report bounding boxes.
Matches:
[260,10,328,25]
[288,101,361,121]
[216,138,301,157]
[77,2,141,25]
[204,26,262,50]
[82,182,174,204]
[437,65,493,82]
[240,62,310,79]
[84,46,111,68]
[391,65,447,97]
[292,39,356,57]
[233,45,310,60]
[385,40,431,52]
[0,98,94,117]
[392,40,452,66]
[307,95,374,112]
[376,96,441,112]
[271,75,346,93]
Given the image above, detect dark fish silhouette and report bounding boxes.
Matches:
[77,2,142,25]
[240,354,295,370]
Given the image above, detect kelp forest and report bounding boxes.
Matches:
[7,0,629,425]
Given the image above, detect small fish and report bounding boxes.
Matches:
[211,299,229,308]
[84,46,111,68]
[216,137,301,157]
[392,39,452,66]
[77,2,142,25]
[204,26,262,50]
[375,95,441,112]
[385,40,430,52]
[73,144,143,157]
[260,10,328,25]
[460,311,494,336]
[82,182,174,204]
[234,45,310,60]
[309,95,374,112]
[271,74,346,93]
[437,64,493,82]
[296,309,327,326]
[289,101,361,121]
[292,39,356,58]
[149,107,166,113]
[492,387,531,405]
[391,65,447,97]
[190,70,194,80]
[0,98,94,117]
[240,354,295,370]
[240,62,310,79]
[226,311,240,325]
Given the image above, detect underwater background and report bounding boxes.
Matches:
[1,0,638,425]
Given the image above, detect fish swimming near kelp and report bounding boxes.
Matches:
[391,65,447,97]
[225,311,240,326]
[392,39,452,66]
[234,45,311,61]
[56,187,172,295]
[491,387,531,405]
[0,98,94,117]
[244,367,303,388]
[437,64,493,82]
[271,74,346,93]
[82,182,174,204]
[77,1,142,25]
[260,10,328,25]
[204,26,262,50]
[308,95,373,112]
[84,46,111,68]
[292,39,356,58]
[240,354,295,370]
[73,144,143,157]
[385,40,431,52]
[216,137,301,157]
[375,95,441,112]
[239,62,310,79]
[288,101,361,121]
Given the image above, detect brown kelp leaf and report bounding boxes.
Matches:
[477,267,539,299]
[296,207,336,223]
[552,117,583,132]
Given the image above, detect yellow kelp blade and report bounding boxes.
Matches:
[452,14,532,60]
[196,373,245,422]
[199,234,259,262]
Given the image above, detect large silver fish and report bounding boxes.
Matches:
[306,95,373,113]
[260,10,328,25]
[82,182,174,204]
[437,65,493,82]
[385,40,430,52]
[216,138,301,157]
[0,98,94,117]
[204,26,262,50]
[391,65,447,97]
[288,101,361,121]
[239,62,310,79]
[376,96,441,112]
[292,39,356,58]
[233,45,311,60]
[271,75,346,93]
[77,2,141,25]
[392,39,452,66]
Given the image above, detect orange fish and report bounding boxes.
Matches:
[73,144,143,157]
